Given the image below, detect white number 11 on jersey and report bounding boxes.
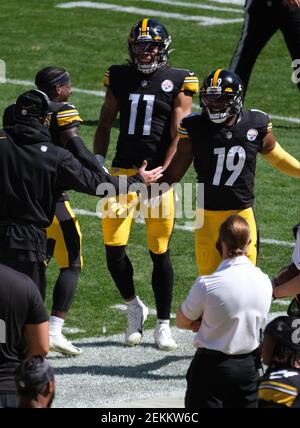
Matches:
[128,94,155,136]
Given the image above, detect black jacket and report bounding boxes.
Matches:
[0,120,144,229]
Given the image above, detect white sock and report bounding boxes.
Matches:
[126,296,138,307]
[157,319,169,326]
[49,316,64,336]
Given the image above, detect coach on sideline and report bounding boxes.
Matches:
[176,215,272,408]
[0,89,162,299]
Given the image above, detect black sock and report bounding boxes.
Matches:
[52,267,80,312]
[106,245,135,300]
[150,250,173,320]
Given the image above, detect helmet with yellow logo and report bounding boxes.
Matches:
[200,69,243,124]
[128,18,171,74]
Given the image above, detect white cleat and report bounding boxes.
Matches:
[154,323,178,351]
[49,334,82,356]
[125,296,149,346]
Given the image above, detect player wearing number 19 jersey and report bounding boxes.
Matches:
[162,68,300,275]
[93,18,198,350]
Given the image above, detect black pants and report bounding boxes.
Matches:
[0,224,47,300]
[0,393,19,408]
[0,259,46,301]
[185,349,259,408]
[230,0,300,95]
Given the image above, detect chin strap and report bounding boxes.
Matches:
[262,142,300,178]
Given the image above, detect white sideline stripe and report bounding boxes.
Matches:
[4,78,106,97]
[112,304,284,322]
[56,2,243,26]
[72,208,294,248]
[129,0,243,14]
[112,304,176,319]
[275,300,291,307]
[63,327,86,334]
[210,0,244,4]
[4,78,300,125]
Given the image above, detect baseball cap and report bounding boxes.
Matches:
[265,316,300,351]
[15,356,55,394]
[15,89,64,118]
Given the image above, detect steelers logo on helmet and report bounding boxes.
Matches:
[200,69,243,124]
[128,18,171,74]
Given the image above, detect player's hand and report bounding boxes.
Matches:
[139,160,163,186]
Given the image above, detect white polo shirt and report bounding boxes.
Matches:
[181,256,272,355]
[292,225,300,270]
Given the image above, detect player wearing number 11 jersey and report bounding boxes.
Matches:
[93,18,198,350]
[162,68,300,275]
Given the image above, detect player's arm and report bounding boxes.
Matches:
[273,273,300,299]
[163,91,193,170]
[176,306,202,332]
[24,322,49,357]
[93,88,118,165]
[61,127,103,173]
[161,130,193,185]
[261,130,300,178]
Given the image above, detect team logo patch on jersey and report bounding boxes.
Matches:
[247,128,258,141]
[225,131,232,140]
[40,145,48,152]
[161,79,174,92]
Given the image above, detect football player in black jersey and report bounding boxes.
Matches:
[259,316,300,408]
[33,67,86,356]
[94,18,199,350]
[162,68,300,275]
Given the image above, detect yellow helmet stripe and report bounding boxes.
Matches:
[141,18,149,36]
[212,68,223,86]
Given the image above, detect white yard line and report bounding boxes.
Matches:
[56,1,243,26]
[209,0,244,4]
[72,208,295,248]
[3,78,300,124]
[129,0,243,14]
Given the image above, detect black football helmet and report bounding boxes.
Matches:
[200,69,243,123]
[128,18,171,74]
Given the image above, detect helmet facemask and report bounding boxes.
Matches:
[129,39,170,74]
[201,86,242,124]
[128,19,171,75]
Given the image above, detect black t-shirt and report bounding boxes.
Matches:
[104,64,198,169]
[179,109,271,210]
[0,263,48,393]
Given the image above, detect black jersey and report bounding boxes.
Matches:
[3,103,82,203]
[179,109,272,210]
[259,368,300,408]
[104,64,198,169]
[49,103,82,147]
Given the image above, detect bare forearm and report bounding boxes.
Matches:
[25,322,49,357]
[273,273,300,299]
[176,306,200,331]
[93,125,110,157]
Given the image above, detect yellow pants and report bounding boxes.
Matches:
[195,207,258,275]
[46,200,83,268]
[101,168,175,254]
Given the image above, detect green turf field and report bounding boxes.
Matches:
[0,0,299,339]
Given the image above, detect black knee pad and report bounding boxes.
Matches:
[106,245,126,266]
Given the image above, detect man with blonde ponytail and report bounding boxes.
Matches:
[176,215,272,408]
